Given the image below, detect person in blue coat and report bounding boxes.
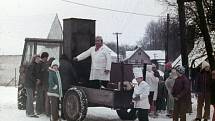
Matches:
[47,60,63,121]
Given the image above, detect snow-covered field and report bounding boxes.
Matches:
[0,86,213,121]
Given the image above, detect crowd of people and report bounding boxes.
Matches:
[24,52,50,118]
[23,36,215,121]
[24,51,65,121]
[133,61,215,121]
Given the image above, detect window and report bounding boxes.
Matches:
[135,59,138,64]
[138,52,141,55]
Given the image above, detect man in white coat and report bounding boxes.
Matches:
[132,68,150,121]
[73,36,112,88]
[145,65,159,117]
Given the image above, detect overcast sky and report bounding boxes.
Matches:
[0,0,167,55]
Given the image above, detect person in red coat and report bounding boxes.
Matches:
[172,65,191,121]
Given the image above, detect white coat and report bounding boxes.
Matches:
[76,45,112,81]
[132,80,150,109]
[145,65,159,101]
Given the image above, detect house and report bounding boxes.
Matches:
[145,50,165,65]
[123,47,151,66]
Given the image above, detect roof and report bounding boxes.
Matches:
[145,50,165,60]
[124,47,141,61]
[124,50,136,60]
[47,14,63,40]
[123,47,151,64]
[124,48,165,61]
[103,44,118,57]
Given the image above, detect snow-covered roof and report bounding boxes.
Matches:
[103,44,122,62]
[172,32,215,68]
[103,44,118,57]
[124,50,137,60]
[47,14,63,40]
[145,50,165,60]
[125,49,165,61]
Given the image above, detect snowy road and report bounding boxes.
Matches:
[0,86,213,121]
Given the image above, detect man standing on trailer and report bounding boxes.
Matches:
[73,36,112,88]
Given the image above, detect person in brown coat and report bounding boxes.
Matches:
[194,61,211,121]
[172,65,191,121]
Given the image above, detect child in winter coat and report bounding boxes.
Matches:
[47,60,63,121]
[132,68,150,121]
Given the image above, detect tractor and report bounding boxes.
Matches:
[18,18,146,121]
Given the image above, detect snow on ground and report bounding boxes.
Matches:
[0,86,214,121]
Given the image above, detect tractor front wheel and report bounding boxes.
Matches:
[63,88,88,121]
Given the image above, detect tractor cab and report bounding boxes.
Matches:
[18,38,63,109]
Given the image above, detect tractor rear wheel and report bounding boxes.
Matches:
[17,85,26,110]
[63,88,88,121]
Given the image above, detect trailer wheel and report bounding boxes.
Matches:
[116,108,137,120]
[17,85,26,110]
[63,88,88,121]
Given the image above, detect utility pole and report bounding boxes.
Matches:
[165,14,170,63]
[113,32,122,62]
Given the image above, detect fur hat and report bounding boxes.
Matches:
[201,61,210,70]
[133,68,143,79]
[51,60,59,67]
[175,65,185,74]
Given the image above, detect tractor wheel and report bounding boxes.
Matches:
[17,84,26,110]
[63,88,88,121]
[116,108,137,120]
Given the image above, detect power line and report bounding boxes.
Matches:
[60,0,166,18]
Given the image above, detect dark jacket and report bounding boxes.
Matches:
[59,59,77,91]
[211,79,215,105]
[196,70,211,93]
[24,62,40,89]
[172,75,190,101]
[39,61,49,90]
[211,71,215,104]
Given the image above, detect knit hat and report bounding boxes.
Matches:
[133,68,143,79]
[175,65,185,74]
[165,62,172,70]
[51,60,60,67]
[201,61,210,70]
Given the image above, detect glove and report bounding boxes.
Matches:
[53,85,58,90]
